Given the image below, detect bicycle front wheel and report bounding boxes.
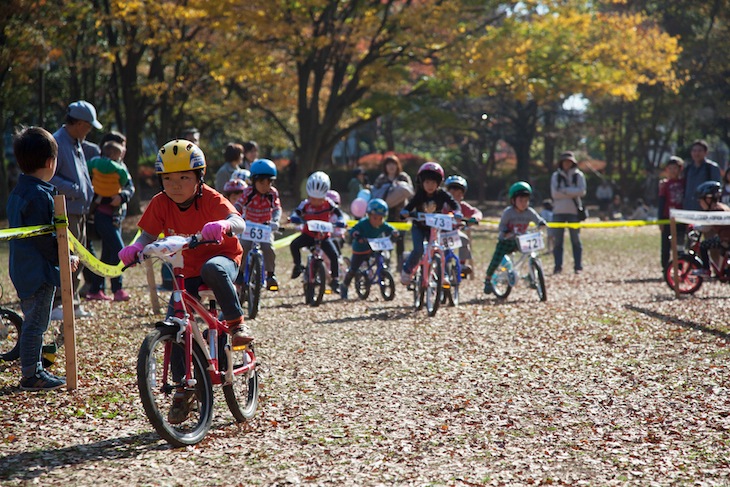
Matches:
[664,255,703,294]
[311,260,327,306]
[224,342,259,422]
[0,307,22,362]
[426,254,442,317]
[379,270,396,301]
[492,260,513,300]
[530,257,547,302]
[413,266,424,310]
[247,253,263,319]
[137,328,214,447]
[444,258,460,307]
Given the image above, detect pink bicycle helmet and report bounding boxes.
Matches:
[223,178,246,193]
[326,189,341,205]
[417,162,444,183]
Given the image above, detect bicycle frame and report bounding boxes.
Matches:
[242,242,266,289]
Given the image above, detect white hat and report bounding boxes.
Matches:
[67,100,102,129]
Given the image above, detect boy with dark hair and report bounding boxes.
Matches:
[8,127,79,390]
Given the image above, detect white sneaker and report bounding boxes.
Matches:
[50,306,64,321]
[50,305,94,320]
[400,270,411,286]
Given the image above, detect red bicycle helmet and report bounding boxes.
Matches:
[417,162,444,183]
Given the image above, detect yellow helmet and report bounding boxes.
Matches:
[155,139,206,174]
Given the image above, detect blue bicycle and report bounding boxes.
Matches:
[237,222,270,319]
[353,237,396,301]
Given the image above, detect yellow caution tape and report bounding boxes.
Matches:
[0,224,55,240]
[68,233,125,277]
[272,232,300,249]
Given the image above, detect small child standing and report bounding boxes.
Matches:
[399,162,461,284]
[484,182,547,294]
[340,199,397,299]
[8,127,79,391]
[657,156,684,269]
[445,175,482,277]
[290,171,346,292]
[86,140,134,301]
[234,159,282,290]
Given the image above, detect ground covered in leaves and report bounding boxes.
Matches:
[1,224,730,486]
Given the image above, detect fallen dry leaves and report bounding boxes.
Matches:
[1,225,729,486]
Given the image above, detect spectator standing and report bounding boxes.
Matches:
[242,141,259,171]
[372,154,414,268]
[682,139,721,211]
[50,100,102,319]
[550,151,587,274]
[720,169,730,205]
[347,167,368,205]
[214,142,245,191]
[595,179,614,219]
[182,127,200,146]
[657,156,684,269]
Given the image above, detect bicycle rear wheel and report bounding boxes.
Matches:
[530,257,547,302]
[224,342,259,421]
[0,307,22,362]
[426,254,442,317]
[354,270,371,300]
[137,328,213,447]
[247,253,263,319]
[379,270,396,301]
[311,260,327,306]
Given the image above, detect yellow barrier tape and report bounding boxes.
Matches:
[272,232,300,249]
[0,224,56,240]
[68,233,125,277]
[476,219,668,229]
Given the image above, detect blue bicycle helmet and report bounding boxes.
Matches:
[367,198,388,216]
[250,159,277,180]
[445,175,468,192]
[695,180,721,200]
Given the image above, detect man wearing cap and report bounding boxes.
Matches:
[550,150,587,274]
[50,100,102,319]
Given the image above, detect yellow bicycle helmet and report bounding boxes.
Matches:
[155,139,206,174]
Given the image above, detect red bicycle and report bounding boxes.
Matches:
[664,227,730,294]
[125,235,259,447]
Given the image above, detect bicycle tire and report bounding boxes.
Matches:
[413,266,424,310]
[426,254,442,317]
[492,258,513,300]
[379,270,396,301]
[530,257,547,302]
[311,260,327,307]
[137,328,214,447]
[304,260,314,305]
[247,253,263,319]
[664,254,703,294]
[224,342,259,422]
[445,258,460,307]
[0,307,22,362]
[354,270,371,300]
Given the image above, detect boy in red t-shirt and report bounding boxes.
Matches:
[118,140,249,423]
[658,156,684,269]
[289,171,346,292]
[234,159,282,290]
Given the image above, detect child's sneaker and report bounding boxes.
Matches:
[20,369,66,391]
[483,279,493,294]
[291,265,304,279]
[86,290,112,301]
[113,289,131,302]
[230,323,254,350]
[330,279,341,294]
[400,270,411,286]
[266,274,279,291]
[168,389,196,424]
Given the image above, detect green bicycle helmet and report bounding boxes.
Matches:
[508,181,532,199]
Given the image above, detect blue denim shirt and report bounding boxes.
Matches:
[7,174,61,299]
[50,126,93,215]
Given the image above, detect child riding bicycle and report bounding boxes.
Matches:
[119,139,250,422]
[290,171,347,292]
[340,198,398,299]
[445,175,483,277]
[484,181,547,294]
[399,162,461,285]
[233,159,282,291]
[692,181,730,278]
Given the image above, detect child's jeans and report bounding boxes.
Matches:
[90,211,125,294]
[403,225,426,274]
[290,234,340,279]
[343,252,371,287]
[20,282,56,378]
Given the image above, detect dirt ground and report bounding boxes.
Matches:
[1,225,730,486]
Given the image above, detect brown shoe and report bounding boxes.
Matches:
[231,324,254,350]
[168,389,196,424]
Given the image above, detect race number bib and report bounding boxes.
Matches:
[518,232,545,253]
[368,237,394,251]
[307,220,333,233]
[440,230,462,249]
[424,213,453,230]
[241,222,271,243]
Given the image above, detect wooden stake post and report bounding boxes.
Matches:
[144,259,161,314]
[670,216,680,299]
[54,195,78,390]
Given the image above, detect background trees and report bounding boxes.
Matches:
[1,0,728,215]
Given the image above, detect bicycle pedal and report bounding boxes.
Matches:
[442,283,451,289]
[324,289,332,294]
[268,285,279,291]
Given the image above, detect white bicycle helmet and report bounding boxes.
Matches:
[306,171,331,198]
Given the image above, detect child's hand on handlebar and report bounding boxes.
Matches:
[119,241,145,267]
[201,220,231,243]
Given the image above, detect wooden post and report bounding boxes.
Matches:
[670,216,680,299]
[53,195,78,390]
[144,259,161,314]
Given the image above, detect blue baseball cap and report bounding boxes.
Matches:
[67,100,102,129]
